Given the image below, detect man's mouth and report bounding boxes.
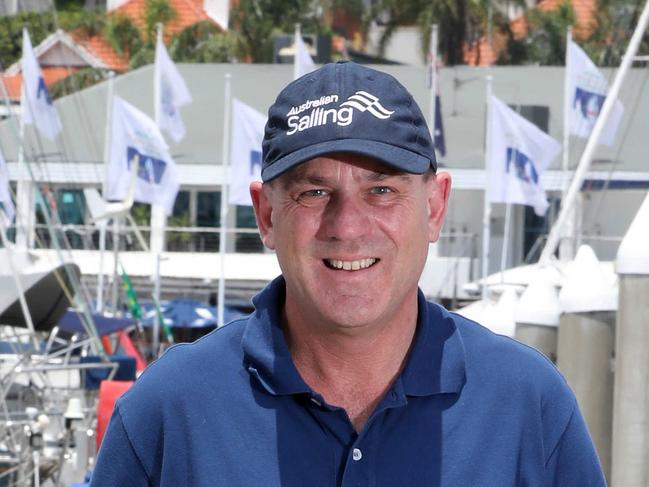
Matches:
[324,258,378,271]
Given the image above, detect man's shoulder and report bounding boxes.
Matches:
[431,301,571,400]
[120,316,250,404]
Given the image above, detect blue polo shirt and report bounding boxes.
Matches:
[91,277,605,486]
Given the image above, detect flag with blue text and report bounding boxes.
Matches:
[487,96,561,216]
[107,96,179,215]
[229,98,266,206]
[294,28,315,79]
[567,40,623,147]
[0,149,15,221]
[154,34,192,142]
[21,28,62,140]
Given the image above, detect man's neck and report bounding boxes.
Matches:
[282,300,418,432]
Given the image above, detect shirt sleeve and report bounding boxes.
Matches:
[544,403,607,487]
[89,404,152,487]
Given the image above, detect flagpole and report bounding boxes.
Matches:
[429,24,438,147]
[151,22,165,355]
[294,24,301,80]
[500,202,512,282]
[482,75,493,299]
[218,73,232,328]
[97,71,115,313]
[540,0,649,265]
[559,26,574,262]
[15,80,31,250]
[428,24,439,258]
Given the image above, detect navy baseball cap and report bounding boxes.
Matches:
[261,61,437,182]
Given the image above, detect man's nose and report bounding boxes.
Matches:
[319,194,371,242]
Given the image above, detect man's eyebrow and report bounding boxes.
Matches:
[366,171,413,182]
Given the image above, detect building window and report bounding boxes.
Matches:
[235,205,263,253]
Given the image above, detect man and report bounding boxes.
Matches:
[91,62,605,486]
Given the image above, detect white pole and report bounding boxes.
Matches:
[111,217,120,314]
[539,0,649,265]
[482,75,493,299]
[561,26,573,197]
[152,23,165,353]
[294,24,301,81]
[428,24,439,258]
[15,103,32,250]
[218,74,231,328]
[429,24,438,145]
[500,202,512,283]
[97,71,115,313]
[559,27,575,262]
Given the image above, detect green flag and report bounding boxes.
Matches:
[120,266,142,320]
[152,296,174,343]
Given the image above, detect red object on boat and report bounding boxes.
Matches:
[96,380,134,451]
[118,330,146,372]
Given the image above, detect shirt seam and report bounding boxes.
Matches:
[115,402,154,485]
[544,397,577,468]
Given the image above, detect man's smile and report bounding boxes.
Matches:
[323,258,379,271]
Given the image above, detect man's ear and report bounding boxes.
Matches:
[250,181,276,250]
[426,172,451,242]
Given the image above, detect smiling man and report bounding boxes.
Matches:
[91,62,605,486]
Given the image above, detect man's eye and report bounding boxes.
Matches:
[300,189,328,198]
[369,186,393,195]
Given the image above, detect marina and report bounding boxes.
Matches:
[1,0,649,484]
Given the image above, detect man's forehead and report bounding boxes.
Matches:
[278,154,411,182]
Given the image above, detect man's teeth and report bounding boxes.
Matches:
[327,258,377,270]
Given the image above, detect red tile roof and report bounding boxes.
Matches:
[1,66,80,101]
[538,0,597,39]
[68,30,130,71]
[115,0,222,39]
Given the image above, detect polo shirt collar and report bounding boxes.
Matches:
[242,276,311,396]
[400,291,466,396]
[242,277,466,397]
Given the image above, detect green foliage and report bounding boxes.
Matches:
[583,0,649,66]
[58,8,107,38]
[169,21,239,63]
[504,1,576,65]
[366,0,523,65]
[144,0,177,44]
[131,203,151,226]
[0,12,56,69]
[49,67,110,98]
[129,44,155,69]
[231,0,323,62]
[105,13,143,55]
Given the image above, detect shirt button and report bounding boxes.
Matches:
[352,448,362,461]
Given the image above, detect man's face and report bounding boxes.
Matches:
[250,154,451,332]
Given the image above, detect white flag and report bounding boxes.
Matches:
[294,26,315,80]
[487,96,561,216]
[154,34,192,143]
[567,40,624,147]
[0,149,15,222]
[229,99,266,206]
[21,28,62,141]
[107,97,179,215]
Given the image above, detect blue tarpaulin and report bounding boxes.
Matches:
[58,311,136,336]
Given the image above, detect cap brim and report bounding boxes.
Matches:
[261,139,434,182]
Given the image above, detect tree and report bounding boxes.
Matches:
[500,2,576,65]
[364,0,521,65]
[169,21,239,63]
[105,13,143,56]
[0,12,56,69]
[230,0,324,62]
[144,0,176,44]
[49,67,111,98]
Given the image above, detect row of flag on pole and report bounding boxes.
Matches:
[487,39,624,216]
[0,30,626,223]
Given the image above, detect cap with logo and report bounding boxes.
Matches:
[261,61,437,182]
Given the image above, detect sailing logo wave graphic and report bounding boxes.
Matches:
[340,91,395,119]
